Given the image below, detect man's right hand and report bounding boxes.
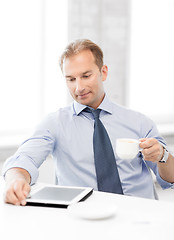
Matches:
[3,168,31,206]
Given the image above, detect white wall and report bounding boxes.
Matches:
[68,0,130,105]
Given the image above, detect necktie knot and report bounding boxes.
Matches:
[84,108,101,119]
[91,109,101,119]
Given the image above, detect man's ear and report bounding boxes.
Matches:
[101,65,108,82]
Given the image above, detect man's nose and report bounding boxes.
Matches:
[75,79,85,93]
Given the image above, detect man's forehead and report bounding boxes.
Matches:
[63,51,97,76]
[65,50,94,62]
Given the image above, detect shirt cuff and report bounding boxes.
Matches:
[2,155,39,185]
[156,169,174,189]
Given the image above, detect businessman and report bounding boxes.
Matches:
[3,39,174,205]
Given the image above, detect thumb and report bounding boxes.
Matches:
[23,183,31,198]
[139,138,147,143]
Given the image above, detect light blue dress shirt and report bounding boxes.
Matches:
[2,95,173,199]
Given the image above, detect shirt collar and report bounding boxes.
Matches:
[72,94,113,115]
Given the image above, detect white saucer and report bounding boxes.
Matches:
[68,202,117,220]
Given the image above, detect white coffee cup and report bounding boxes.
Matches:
[116,138,141,160]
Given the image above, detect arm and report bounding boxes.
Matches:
[2,113,58,205]
[139,138,174,183]
[4,168,31,206]
[2,113,57,186]
[158,154,174,183]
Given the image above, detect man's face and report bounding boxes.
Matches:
[63,50,108,109]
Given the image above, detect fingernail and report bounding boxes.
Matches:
[21,200,26,206]
[15,202,20,206]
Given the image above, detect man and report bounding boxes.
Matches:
[3,39,174,205]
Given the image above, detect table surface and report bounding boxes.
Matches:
[1,178,174,240]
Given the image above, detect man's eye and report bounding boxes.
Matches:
[67,78,75,81]
[83,75,91,79]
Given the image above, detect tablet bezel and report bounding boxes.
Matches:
[26,184,93,207]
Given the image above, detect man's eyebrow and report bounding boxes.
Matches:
[65,71,92,78]
[65,75,73,78]
[81,71,92,75]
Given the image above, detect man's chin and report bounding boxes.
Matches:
[76,95,90,104]
[77,99,89,106]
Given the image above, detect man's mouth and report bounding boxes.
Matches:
[78,92,90,99]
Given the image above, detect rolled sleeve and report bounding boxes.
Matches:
[156,169,174,189]
[2,155,39,185]
[2,113,57,185]
[146,159,174,190]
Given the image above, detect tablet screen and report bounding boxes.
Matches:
[30,186,84,202]
[26,185,93,207]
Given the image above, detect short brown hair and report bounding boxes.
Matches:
[59,39,104,71]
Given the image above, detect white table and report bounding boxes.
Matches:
[1,179,174,240]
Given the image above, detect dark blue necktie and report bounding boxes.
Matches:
[89,108,123,194]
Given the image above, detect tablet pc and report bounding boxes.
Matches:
[26,185,93,208]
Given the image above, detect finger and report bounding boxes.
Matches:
[142,145,163,162]
[11,180,29,206]
[23,183,30,197]
[142,146,155,156]
[14,184,29,206]
[21,184,31,205]
[4,187,21,205]
[139,138,157,149]
[139,138,147,143]
[143,154,156,162]
[139,138,149,149]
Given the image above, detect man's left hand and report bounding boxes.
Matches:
[139,138,164,163]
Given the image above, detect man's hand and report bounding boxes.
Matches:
[4,168,31,206]
[139,138,164,163]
